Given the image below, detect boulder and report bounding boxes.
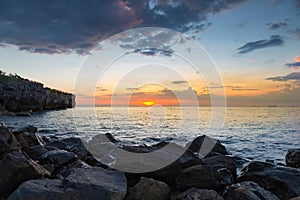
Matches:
[127,177,170,200]
[25,145,48,160]
[176,188,224,200]
[0,151,50,197]
[40,149,77,167]
[13,128,44,149]
[290,197,300,200]
[0,126,20,156]
[8,179,65,200]
[225,181,279,200]
[203,155,237,178]
[238,161,300,199]
[187,135,230,158]
[14,125,38,134]
[64,167,127,199]
[176,164,231,191]
[286,149,300,168]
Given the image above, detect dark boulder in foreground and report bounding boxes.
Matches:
[127,177,170,200]
[176,164,232,191]
[0,151,50,197]
[225,181,279,200]
[238,161,300,199]
[176,188,224,200]
[9,167,127,200]
[286,148,300,168]
[0,126,20,155]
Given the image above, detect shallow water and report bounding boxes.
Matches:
[1,106,299,163]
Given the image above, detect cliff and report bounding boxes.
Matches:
[0,71,75,115]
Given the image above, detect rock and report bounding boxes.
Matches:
[61,138,90,160]
[45,140,67,149]
[13,129,44,149]
[124,142,203,187]
[177,188,224,200]
[0,126,20,156]
[286,149,300,168]
[57,160,92,177]
[64,167,127,199]
[7,179,65,200]
[203,155,237,179]
[9,167,127,200]
[25,145,48,160]
[238,161,300,199]
[225,181,279,200]
[290,197,300,200]
[127,177,170,200]
[0,151,50,197]
[14,125,37,134]
[41,149,77,167]
[187,135,230,158]
[176,164,231,191]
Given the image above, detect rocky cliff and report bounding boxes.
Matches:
[0,72,75,115]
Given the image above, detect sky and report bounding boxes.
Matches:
[0,0,300,106]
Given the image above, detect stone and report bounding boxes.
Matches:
[14,125,38,134]
[24,145,48,160]
[238,161,300,200]
[13,129,44,149]
[286,149,300,168]
[0,151,50,197]
[290,197,300,200]
[9,167,126,200]
[176,164,230,191]
[0,126,20,156]
[64,167,127,199]
[41,149,77,166]
[225,181,279,200]
[187,135,230,158]
[203,155,237,178]
[7,179,65,200]
[177,188,224,200]
[127,177,170,200]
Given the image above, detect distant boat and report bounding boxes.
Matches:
[268,105,277,107]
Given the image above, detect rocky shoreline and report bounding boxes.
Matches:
[0,124,300,200]
[0,72,75,116]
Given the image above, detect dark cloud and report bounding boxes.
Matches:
[234,20,248,28]
[132,47,173,57]
[237,35,284,54]
[266,72,300,82]
[268,21,287,30]
[0,0,246,54]
[284,62,300,68]
[170,80,188,84]
[227,85,258,91]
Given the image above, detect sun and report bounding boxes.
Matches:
[143,101,155,106]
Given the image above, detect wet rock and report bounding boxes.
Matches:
[238,161,300,199]
[187,135,230,158]
[0,126,20,156]
[41,149,77,167]
[14,111,31,117]
[176,164,231,191]
[177,188,224,200]
[13,129,44,149]
[286,149,300,168]
[24,145,48,160]
[290,197,300,200]
[203,155,237,178]
[57,160,92,177]
[127,177,170,200]
[45,140,67,150]
[14,125,37,134]
[64,167,127,199]
[7,179,65,200]
[0,151,50,197]
[225,181,279,200]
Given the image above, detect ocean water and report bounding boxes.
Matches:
[1,106,299,163]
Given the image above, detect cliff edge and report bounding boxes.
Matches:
[0,71,75,115]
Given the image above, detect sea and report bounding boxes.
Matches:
[1,106,299,163]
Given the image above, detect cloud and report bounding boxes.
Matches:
[266,72,300,82]
[268,21,287,30]
[170,80,188,84]
[234,20,248,28]
[237,35,284,54]
[132,47,173,57]
[0,0,246,55]
[283,56,300,69]
[227,85,259,91]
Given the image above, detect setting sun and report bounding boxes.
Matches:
[143,101,155,106]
